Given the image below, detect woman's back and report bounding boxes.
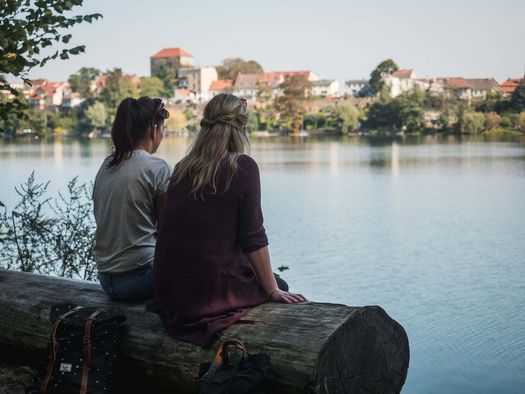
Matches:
[93,149,171,273]
[154,154,268,346]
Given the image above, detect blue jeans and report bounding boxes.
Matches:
[98,265,154,302]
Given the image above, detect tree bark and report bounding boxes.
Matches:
[0,269,409,393]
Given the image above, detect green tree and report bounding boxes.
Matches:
[216,58,264,81]
[139,76,165,98]
[246,110,259,132]
[85,102,107,131]
[459,111,485,134]
[369,59,399,95]
[1,90,27,136]
[0,0,102,120]
[68,67,100,100]
[509,79,525,113]
[155,64,177,97]
[364,99,402,133]
[100,68,139,120]
[333,101,360,132]
[397,89,425,133]
[273,76,312,132]
[255,84,275,130]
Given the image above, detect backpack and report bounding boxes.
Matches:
[31,302,126,394]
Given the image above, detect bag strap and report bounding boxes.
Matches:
[40,306,83,394]
[80,308,106,394]
[200,339,248,390]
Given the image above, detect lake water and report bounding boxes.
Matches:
[1,134,525,393]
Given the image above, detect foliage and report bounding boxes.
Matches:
[216,58,264,81]
[458,111,485,134]
[509,79,525,113]
[484,112,501,130]
[99,68,139,120]
[475,92,509,114]
[332,101,360,132]
[0,173,96,280]
[273,76,312,132]
[68,67,101,100]
[165,108,187,131]
[364,99,402,133]
[0,0,102,120]
[85,102,107,130]
[369,59,399,95]
[246,110,259,132]
[500,115,512,129]
[154,64,177,97]
[1,90,26,136]
[254,84,276,130]
[139,76,164,98]
[519,112,525,133]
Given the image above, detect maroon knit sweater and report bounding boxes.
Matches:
[153,154,268,347]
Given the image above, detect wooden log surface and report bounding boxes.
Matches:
[0,269,409,393]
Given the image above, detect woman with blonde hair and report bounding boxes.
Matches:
[153,93,306,347]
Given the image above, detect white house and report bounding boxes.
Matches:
[384,69,416,97]
[344,80,370,97]
[311,80,340,97]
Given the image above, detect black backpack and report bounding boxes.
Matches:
[31,303,126,394]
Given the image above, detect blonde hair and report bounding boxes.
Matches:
[171,94,250,199]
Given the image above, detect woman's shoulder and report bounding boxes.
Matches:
[237,154,259,171]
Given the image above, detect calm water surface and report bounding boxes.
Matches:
[1,134,525,393]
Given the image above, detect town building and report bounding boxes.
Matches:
[209,80,233,96]
[176,67,218,101]
[28,80,70,109]
[343,80,371,97]
[233,71,320,100]
[440,78,503,100]
[500,78,521,95]
[311,80,340,97]
[150,48,194,78]
[384,69,417,97]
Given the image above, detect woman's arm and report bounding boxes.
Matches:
[248,246,307,304]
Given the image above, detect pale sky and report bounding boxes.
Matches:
[20,0,525,84]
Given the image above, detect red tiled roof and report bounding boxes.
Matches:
[209,80,233,91]
[175,88,190,97]
[392,69,413,79]
[151,48,193,59]
[444,77,471,89]
[501,78,520,93]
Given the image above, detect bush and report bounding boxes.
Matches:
[459,112,485,134]
[519,112,525,133]
[0,173,96,280]
[484,112,501,130]
[500,115,512,129]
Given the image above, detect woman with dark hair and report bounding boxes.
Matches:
[153,93,306,347]
[93,97,170,302]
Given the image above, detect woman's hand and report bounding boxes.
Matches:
[268,289,308,304]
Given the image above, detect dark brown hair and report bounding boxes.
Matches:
[107,97,170,168]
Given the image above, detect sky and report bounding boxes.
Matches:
[17,0,525,84]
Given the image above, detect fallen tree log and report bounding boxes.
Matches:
[0,269,409,393]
